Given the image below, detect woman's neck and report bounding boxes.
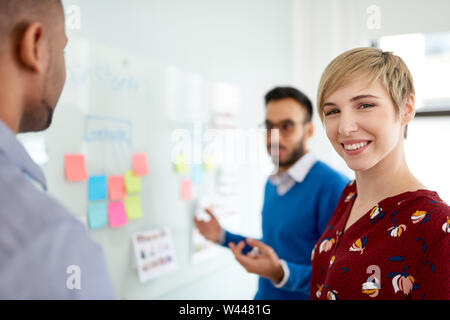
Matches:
[354,142,425,206]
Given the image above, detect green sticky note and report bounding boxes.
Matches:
[174,154,189,174]
[124,170,141,194]
[124,194,143,220]
[203,155,215,171]
[175,163,189,174]
[87,202,108,230]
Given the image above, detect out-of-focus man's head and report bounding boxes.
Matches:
[264,87,314,170]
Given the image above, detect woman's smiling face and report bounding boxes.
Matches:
[322,77,412,173]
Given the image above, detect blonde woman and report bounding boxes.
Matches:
[310,47,450,300]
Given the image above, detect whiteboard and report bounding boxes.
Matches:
[17,35,270,299]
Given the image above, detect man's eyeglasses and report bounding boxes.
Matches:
[259,120,306,137]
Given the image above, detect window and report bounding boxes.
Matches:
[378,32,450,202]
[378,31,450,116]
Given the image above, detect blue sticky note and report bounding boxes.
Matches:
[191,164,203,185]
[87,201,108,230]
[88,175,107,201]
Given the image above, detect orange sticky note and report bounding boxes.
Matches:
[180,179,194,201]
[132,153,149,176]
[64,154,88,181]
[108,176,126,201]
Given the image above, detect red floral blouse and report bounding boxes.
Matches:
[310,181,450,300]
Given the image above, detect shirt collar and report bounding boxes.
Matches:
[0,119,47,191]
[270,152,318,185]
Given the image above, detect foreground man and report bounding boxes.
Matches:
[0,0,113,299]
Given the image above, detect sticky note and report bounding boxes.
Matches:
[88,175,107,201]
[125,194,143,220]
[87,202,108,230]
[64,154,88,181]
[108,175,126,201]
[203,155,215,171]
[132,153,149,176]
[176,163,189,174]
[124,170,141,194]
[108,202,128,228]
[191,164,203,185]
[174,154,189,174]
[180,179,194,201]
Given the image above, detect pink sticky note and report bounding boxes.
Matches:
[64,154,88,181]
[108,202,128,228]
[132,153,149,176]
[180,179,194,201]
[108,176,126,201]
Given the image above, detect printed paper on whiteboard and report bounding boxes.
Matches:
[131,228,177,283]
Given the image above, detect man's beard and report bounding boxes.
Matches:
[269,136,306,169]
[19,64,56,133]
[19,100,54,133]
[36,63,55,131]
[42,99,54,130]
[279,140,306,168]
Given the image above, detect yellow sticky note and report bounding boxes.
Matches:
[125,194,143,220]
[124,170,142,194]
[174,154,189,174]
[203,155,215,171]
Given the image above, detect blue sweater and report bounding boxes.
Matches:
[222,161,349,299]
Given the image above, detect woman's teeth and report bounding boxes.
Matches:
[344,141,369,151]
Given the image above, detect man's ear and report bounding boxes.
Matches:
[19,22,45,73]
[305,121,314,139]
[401,94,416,126]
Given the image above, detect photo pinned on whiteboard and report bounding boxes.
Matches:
[131,228,177,283]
